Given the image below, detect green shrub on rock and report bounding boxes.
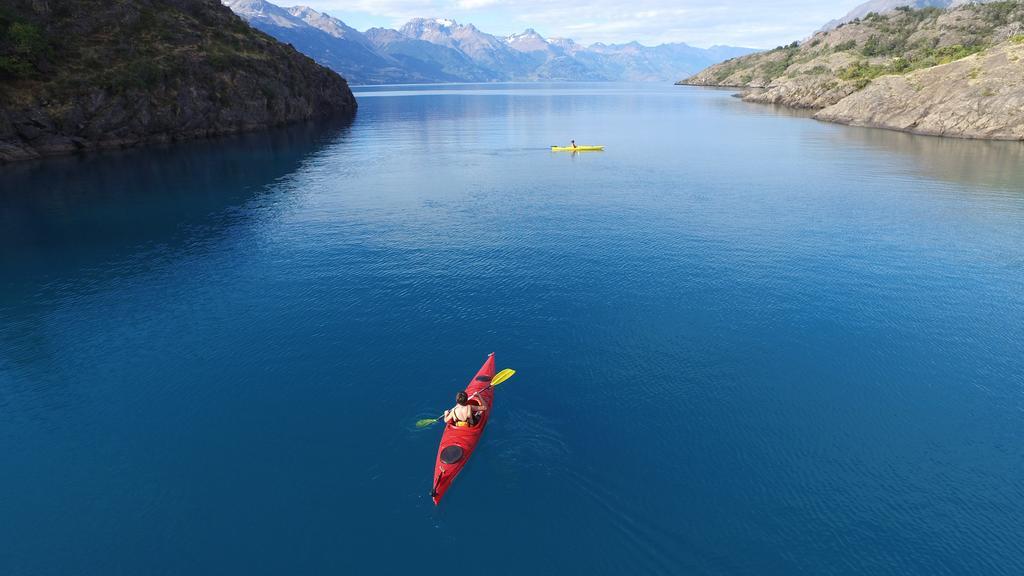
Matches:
[0,18,49,79]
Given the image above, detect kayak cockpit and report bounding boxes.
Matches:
[440,445,464,464]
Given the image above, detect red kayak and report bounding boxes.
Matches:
[431,353,496,505]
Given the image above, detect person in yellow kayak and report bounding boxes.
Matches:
[570,139,577,149]
[444,390,487,427]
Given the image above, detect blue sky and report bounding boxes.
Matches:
[293,0,867,48]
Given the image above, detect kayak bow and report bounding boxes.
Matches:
[431,353,496,505]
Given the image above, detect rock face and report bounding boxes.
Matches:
[815,41,1024,140]
[680,2,1024,140]
[0,0,357,163]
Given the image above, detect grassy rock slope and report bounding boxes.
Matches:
[0,0,356,162]
[680,2,1024,140]
[816,40,1024,139]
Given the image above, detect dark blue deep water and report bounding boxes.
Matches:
[2,84,1024,575]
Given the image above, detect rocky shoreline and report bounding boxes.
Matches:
[0,0,357,163]
[679,3,1024,141]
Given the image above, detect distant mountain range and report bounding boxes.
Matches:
[223,0,757,84]
[820,0,998,31]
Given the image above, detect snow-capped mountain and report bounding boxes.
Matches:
[287,5,371,45]
[221,0,406,84]
[395,18,551,79]
[223,1,758,84]
[506,29,555,54]
[364,26,495,82]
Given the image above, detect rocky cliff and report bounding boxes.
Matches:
[679,2,1024,140]
[816,40,1024,139]
[0,0,356,162]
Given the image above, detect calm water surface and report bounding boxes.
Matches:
[2,83,1024,575]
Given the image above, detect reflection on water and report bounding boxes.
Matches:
[688,83,1024,191]
[0,117,353,267]
[832,124,1024,191]
[704,88,1024,191]
[0,118,352,373]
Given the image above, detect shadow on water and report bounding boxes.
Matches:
[0,117,353,273]
[0,118,353,370]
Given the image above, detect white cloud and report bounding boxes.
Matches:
[456,0,503,8]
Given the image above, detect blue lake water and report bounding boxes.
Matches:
[2,83,1023,575]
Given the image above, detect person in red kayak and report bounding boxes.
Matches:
[444,390,487,427]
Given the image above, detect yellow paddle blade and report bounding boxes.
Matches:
[490,368,515,387]
[416,418,439,428]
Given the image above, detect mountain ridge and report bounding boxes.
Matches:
[223,0,757,84]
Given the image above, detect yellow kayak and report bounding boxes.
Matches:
[551,145,604,152]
